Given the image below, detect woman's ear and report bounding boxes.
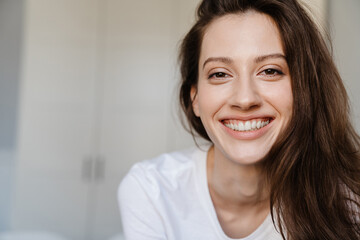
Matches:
[191,86,200,117]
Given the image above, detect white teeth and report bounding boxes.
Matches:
[239,121,244,131]
[244,121,251,131]
[224,119,271,132]
[251,120,257,129]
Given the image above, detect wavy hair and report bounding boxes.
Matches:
[178,0,360,239]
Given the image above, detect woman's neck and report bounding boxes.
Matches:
[207,145,269,209]
[206,145,271,238]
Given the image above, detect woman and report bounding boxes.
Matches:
[119,0,360,239]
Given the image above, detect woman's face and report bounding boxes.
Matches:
[192,11,293,165]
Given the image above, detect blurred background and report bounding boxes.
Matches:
[0,0,359,239]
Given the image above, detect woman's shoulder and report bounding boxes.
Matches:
[137,147,200,169]
[130,146,206,181]
[118,147,206,205]
[120,145,209,194]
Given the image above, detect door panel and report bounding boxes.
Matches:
[11,0,99,239]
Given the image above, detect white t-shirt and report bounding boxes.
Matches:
[118,146,283,240]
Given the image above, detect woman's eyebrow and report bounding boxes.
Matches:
[202,57,233,69]
[255,53,286,63]
[202,54,286,69]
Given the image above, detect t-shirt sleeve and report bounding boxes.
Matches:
[118,165,167,240]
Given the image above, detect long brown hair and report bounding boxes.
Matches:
[178,0,360,239]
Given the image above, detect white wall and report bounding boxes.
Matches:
[0,0,24,231]
[0,150,15,231]
[329,0,360,132]
[301,0,328,32]
[0,0,23,149]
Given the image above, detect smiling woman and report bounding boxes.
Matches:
[192,12,293,165]
[118,0,360,239]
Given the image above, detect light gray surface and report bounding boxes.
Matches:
[0,231,68,240]
[0,151,14,231]
[329,0,360,132]
[0,0,23,149]
[0,0,23,231]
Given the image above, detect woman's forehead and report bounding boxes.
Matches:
[200,12,285,63]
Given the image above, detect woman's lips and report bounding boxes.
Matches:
[222,118,272,132]
[220,117,273,140]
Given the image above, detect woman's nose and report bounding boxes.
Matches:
[229,76,261,111]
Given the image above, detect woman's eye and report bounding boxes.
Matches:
[209,72,229,79]
[261,68,283,76]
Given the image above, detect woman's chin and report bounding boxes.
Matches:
[219,146,270,166]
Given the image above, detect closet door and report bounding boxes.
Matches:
[89,0,172,239]
[11,0,99,239]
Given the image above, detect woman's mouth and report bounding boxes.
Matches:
[222,118,272,132]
